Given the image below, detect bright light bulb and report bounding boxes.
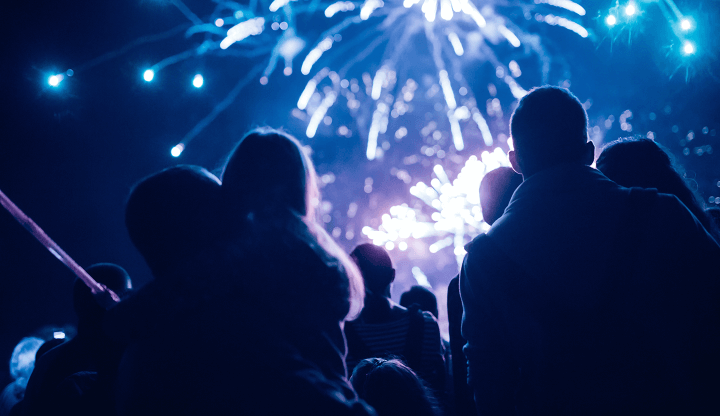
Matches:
[215,18,224,27]
[683,41,695,55]
[192,74,204,88]
[143,69,155,82]
[171,143,185,157]
[48,75,60,87]
[606,15,617,26]
[625,4,636,16]
[680,18,692,31]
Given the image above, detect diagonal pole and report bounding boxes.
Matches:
[0,188,120,308]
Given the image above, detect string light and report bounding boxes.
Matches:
[48,75,61,87]
[680,18,692,31]
[192,74,204,88]
[683,40,695,55]
[625,3,637,17]
[171,143,185,157]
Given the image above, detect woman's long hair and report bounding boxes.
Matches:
[221,127,364,320]
[597,137,720,240]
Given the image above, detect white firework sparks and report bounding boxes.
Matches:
[297,0,590,158]
[362,146,511,265]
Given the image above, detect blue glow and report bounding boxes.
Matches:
[625,4,636,17]
[215,18,224,27]
[606,14,617,26]
[192,74,204,88]
[48,75,61,87]
[143,69,155,82]
[171,143,184,157]
[680,18,692,31]
[683,40,695,55]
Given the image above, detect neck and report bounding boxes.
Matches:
[359,295,394,324]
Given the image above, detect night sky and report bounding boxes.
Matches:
[2,1,719,384]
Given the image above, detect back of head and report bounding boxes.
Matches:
[510,86,589,175]
[125,165,222,279]
[597,138,714,234]
[399,286,438,318]
[221,128,316,220]
[351,243,395,295]
[73,263,132,328]
[480,167,523,225]
[351,358,440,416]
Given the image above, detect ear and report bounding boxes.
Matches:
[508,150,523,175]
[582,141,595,166]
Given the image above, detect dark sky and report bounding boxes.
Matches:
[2,1,719,384]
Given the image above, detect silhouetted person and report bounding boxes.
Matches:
[479,167,523,226]
[351,357,443,416]
[113,165,238,415]
[447,166,521,416]
[460,86,720,415]
[107,165,225,342]
[400,286,452,412]
[345,244,445,394]
[597,137,720,241]
[116,136,373,415]
[20,264,132,416]
[220,128,365,393]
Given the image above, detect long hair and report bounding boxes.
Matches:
[221,128,364,320]
[597,137,719,239]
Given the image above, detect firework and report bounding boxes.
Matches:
[297,0,591,159]
[361,147,511,265]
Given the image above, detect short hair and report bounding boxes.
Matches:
[73,263,132,325]
[221,128,318,220]
[350,358,441,416]
[510,86,588,173]
[479,167,523,225]
[399,286,438,319]
[125,165,222,278]
[351,243,394,294]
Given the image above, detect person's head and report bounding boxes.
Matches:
[74,263,132,330]
[350,243,395,298]
[221,128,318,221]
[350,357,441,416]
[597,137,718,238]
[479,167,523,225]
[399,286,438,318]
[125,165,223,279]
[509,86,594,178]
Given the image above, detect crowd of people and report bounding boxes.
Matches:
[2,86,719,416]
